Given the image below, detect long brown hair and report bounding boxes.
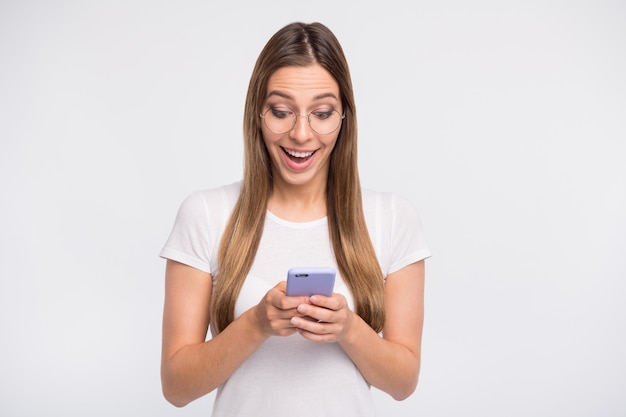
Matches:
[211,22,385,333]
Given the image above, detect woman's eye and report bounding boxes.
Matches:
[271,108,293,119]
[312,110,333,120]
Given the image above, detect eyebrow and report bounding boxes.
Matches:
[266,90,339,101]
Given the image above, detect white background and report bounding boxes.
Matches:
[1,1,625,416]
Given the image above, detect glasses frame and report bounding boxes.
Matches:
[260,108,345,135]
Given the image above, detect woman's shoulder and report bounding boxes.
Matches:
[175,181,241,222]
[191,181,241,205]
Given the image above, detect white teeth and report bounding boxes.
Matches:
[286,149,314,158]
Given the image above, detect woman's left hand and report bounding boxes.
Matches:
[290,293,353,343]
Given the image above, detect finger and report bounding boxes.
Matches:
[290,316,334,334]
[271,317,299,331]
[296,303,335,324]
[273,281,313,305]
[269,286,308,311]
[271,322,300,337]
[275,280,287,293]
[309,294,342,311]
[297,329,337,343]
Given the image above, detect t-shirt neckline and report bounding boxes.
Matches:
[265,210,328,228]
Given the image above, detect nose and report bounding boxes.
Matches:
[289,114,313,142]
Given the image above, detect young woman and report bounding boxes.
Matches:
[159,22,431,417]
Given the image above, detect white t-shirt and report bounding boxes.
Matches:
[160,181,431,417]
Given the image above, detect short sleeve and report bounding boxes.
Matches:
[159,191,214,273]
[363,189,431,276]
[387,193,431,273]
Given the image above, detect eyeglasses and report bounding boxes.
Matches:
[260,108,345,135]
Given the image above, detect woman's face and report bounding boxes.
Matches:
[260,64,342,190]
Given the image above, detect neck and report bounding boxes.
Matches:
[268,179,327,222]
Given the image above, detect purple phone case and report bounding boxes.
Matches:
[286,267,336,296]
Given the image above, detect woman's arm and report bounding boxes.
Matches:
[291,260,425,400]
[161,260,307,407]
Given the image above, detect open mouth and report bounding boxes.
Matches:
[282,147,315,163]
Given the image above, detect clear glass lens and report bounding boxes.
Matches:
[261,108,344,135]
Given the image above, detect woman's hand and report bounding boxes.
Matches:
[289,293,353,343]
[254,281,310,338]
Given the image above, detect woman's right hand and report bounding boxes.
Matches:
[254,281,309,337]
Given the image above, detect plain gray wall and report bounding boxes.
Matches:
[1,1,625,416]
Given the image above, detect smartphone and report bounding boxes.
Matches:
[286,267,336,297]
